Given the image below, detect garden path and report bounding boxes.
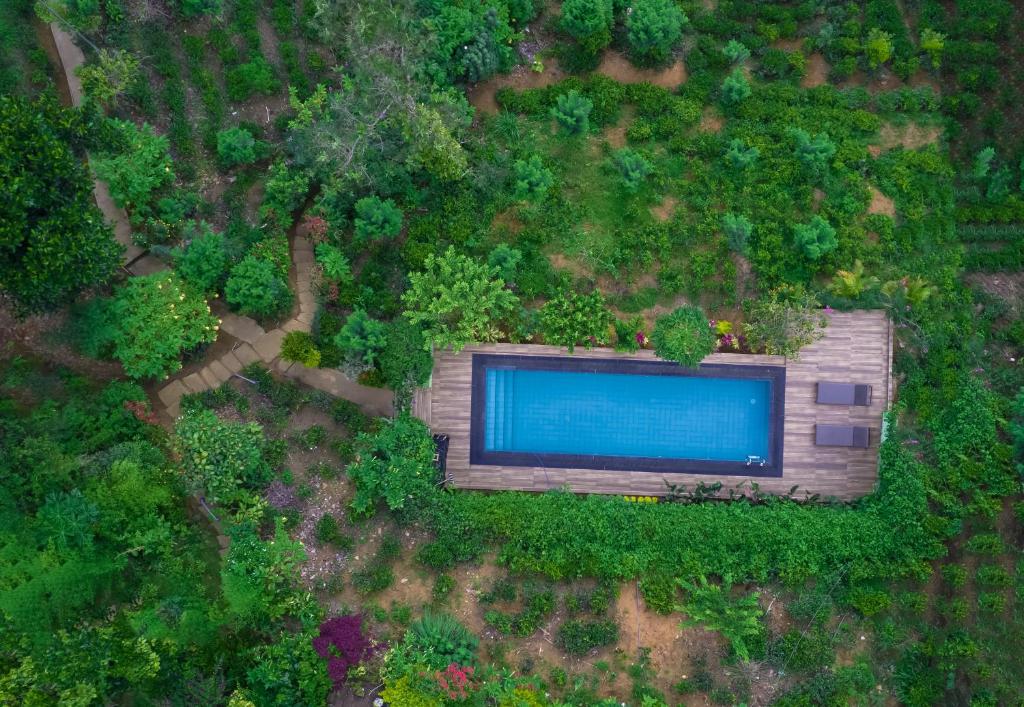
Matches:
[155,230,394,420]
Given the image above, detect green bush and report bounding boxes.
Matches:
[560,0,613,54]
[676,575,764,662]
[538,289,614,352]
[720,69,751,106]
[433,574,456,602]
[280,331,321,367]
[405,613,479,669]
[379,319,434,397]
[225,55,280,101]
[744,285,827,359]
[487,244,523,284]
[172,221,229,293]
[940,564,968,589]
[722,212,753,254]
[335,309,388,370]
[512,155,554,201]
[315,243,352,285]
[225,255,292,318]
[314,514,351,549]
[354,195,403,243]
[611,147,653,192]
[793,215,838,260]
[174,408,271,505]
[92,120,174,217]
[345,413,437,516]
[625,0,687,64]
[178,0,221,17]
[556,619,619,656]
[216,126,258,167]
[551,90,593,134]
[651,305,716,367]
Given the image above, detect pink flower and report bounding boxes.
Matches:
[823,305,834,314]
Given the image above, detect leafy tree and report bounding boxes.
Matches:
[354,195,403,242]
[864,28,893,69]
[560,0,614,53]
[172,222,229,293]
[626,0,687,64]
[404,104,468,183]
[675,575,764,662]
[76,49,139,109]
[379,319,434,401]
[402,247,518,352]
[487,244,523,284]
[651,305,716,367]
[551,90,593,134]
[720,69,751,106]
[174,409,270,505]
[612,148,654,192]
[346,413,437,515]
[972,147,996,179]
[92,120,175,216]
[225,255,292,317]
[216,127,258,167]
[315,242,353,285]
[793,215,838,260]
[724,138,759,170]
[513,155,554,201]
[722,212,753,254]
[109,272,219,378]
[0,94,122,311]
[538,290,614,352]
[919,28,945,69]
[743,285,828,359]
[335,309,388,369]
[723,40,750,64]
[790,128,836,176]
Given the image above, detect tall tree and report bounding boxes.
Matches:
[0,95,122,311]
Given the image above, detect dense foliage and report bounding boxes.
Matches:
[651,305,716,367]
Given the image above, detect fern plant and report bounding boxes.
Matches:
[675,575,764,661]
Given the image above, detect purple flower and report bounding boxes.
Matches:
[635,331,646,344]
[823,305,834,314]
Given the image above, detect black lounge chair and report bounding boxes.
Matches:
[815,424,870,448]
[816,382,872,406]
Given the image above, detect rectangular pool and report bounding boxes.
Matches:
[470,354,785,476]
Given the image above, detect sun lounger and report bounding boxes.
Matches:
[816,382,872,406]
[815,424,870,448]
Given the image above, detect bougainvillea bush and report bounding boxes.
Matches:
[312,614,379,688]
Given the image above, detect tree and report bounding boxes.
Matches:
[722,213,753,254]
[720,69,751,106]
[172,222,229,293]
[651,305,716,367]
[743,285,828,359]
[487,244,523,284]
[723,40,750,64]
[612,148,653,192]
[335,309,388,370]
[216,127,258,167]
[793,215,838,260]
[626,0,687,64]
[109,272,220,378]
[551,90,593,134]
[402,247,518,352]
[560,0,614,53]
[225,255,292,317]
[76,49,139,109]
[354,195,403,242]
[0,94,122,311]
[92,120,175,218]
[404,104,468,183]
[864,28,893,70]
[538,290,614,352]
[920,28,945,70]
[379,319,434,403]
[174,409,270,505]
[790,128,836,176]
[346,413,437,515]
[675,575,764,662]
[724,138,759,170]
[512,155,554,201]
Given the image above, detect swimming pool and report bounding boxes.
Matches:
[470,354,785,476]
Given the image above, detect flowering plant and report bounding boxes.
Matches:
[434,663,477,701]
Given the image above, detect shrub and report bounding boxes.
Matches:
[556,619,619,656]
[538,289,614,352]
[352,560,394,594]
[315,243,353,285]
[975,565,1011,588]
[720,69,751,106]
[793,215,838,260]
[173,221,229,293]
[651,306,716,367]
[487,244,523,284]
[406,613,479,669]
[551,90,593,134]
[724,139,759,170]
[626,0,687,64]
[978,592,1006,614]
[178,0,221,17]
[402,247,519,352]
[864,28,893,69]
[314,514,346,546]
[226,56,280,101]
[743,285,827,359]
[345,413,437,516]
[940,564,967,588]
[281,331,321,367]
[335,309,388,370]
[175,408,270,504]
[216,126,257,167]
[676,575,763,662]
[77,48,139,108]
[354,195,403,243]
[225,255,292,317]
[722,212,753,254]
[512,155,554,201]
[312,615,377,687]
[723,40,750,64]
[109,272,219,379]
[611,148,653,192]
[261,161,310,222]
[433,574,456,602]
[379,319,434,396]
[92,120,174,216]
[560,0,613,54]
[965,533,1005,555]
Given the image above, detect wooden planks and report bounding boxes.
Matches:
[413,310,892,500]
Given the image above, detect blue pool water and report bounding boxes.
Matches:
[484,368,771,462]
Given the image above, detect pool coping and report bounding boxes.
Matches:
[469,353,786,477]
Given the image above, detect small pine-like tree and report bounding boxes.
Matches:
[972,147,995,180]
[723,40,750,64]
[560,0,614,54]
[722,213,753,254]
[724,138,759,170]
[790,128,836,175]
[720,69,751,106]
[551,90,593,134]
[216,127,257,168]
[172,222,229,293]
[512,155,555,201]
[625,0,687,64]
[612,148,653,192]
[793,215,838,260]
[353,196,403,242]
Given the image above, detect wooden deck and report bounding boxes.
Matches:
[413,310,893,500]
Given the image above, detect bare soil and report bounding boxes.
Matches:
[867,185,896,217]
[595,50,687,89]
[698,106,724,133]
[870,121,942,153]
[650,195,678,222]
[965,272,1024,315]
[801,53,829,89]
